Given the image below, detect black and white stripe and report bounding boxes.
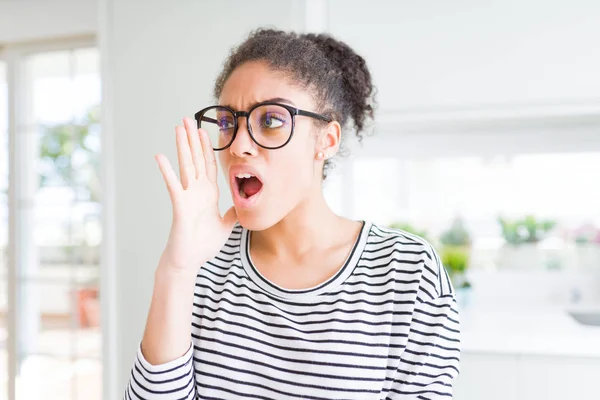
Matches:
[126,221,460,399]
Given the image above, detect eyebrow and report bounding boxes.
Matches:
[222,97,296,110]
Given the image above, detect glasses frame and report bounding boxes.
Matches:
[194,101,332,151]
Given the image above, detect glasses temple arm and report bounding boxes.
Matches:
[296,109,332,122]
[200,116,218,124]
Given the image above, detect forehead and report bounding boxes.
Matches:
[219,61,316,111]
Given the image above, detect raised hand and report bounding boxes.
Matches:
[155,117,237,272]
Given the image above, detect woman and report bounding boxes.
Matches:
[125,29,460,400]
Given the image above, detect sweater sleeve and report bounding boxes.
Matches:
[387,294,461,399]
[124,341,197,400]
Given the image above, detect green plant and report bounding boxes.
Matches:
[460,280,472,289]
[389,222,428,241]
[498,215,556,245]
[39,104,101,202]
[440,217,471,247]
[441,246,471,289]
[441,246,469,276]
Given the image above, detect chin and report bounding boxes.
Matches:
[235,208,281,232]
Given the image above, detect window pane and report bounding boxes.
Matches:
[25,202,101,281]
[73,358,102,400]
[353,158,405,224]
[15,280,101,400]
[17,355,74,399]
[73,48,101,123]
[17,356,101,400]
[323,164,345,215]
[11,48,102,400]
[28,48,100,124]
[17,281,74,357]
[342,153,600,272]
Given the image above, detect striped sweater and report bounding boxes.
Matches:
[125,221,461,399]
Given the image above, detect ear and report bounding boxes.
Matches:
[315,121,342,160]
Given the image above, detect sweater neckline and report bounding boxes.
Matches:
[239,221,372,300]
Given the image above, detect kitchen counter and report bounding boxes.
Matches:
[459,304,600,358]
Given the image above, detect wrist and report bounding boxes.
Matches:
[155,262,199,284]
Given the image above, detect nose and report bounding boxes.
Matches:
[229,117,258,158]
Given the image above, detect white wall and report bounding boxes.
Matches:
[326,0,600,113]
[0,0,97,44]
[100,0,600,398]
[99,0,307,397]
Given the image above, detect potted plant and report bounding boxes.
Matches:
[496,215,556,269]
[75,279,100,328]
[68,273,100,329]
[439,217,472,308]
[572,223,600,270]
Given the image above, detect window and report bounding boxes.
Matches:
[326,151,600,273]
[2,45,102,400]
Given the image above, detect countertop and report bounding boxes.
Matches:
[459,303,600,358]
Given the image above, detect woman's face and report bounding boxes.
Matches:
[217,61,333,231]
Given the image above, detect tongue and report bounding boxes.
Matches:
[241,177,262,197]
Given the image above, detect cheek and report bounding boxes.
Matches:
[270,148,314,191]
[218,151,232,170]
[217,153,233,187]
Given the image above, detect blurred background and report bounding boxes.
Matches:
[0,0,599,399]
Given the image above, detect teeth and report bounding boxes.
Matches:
[236,173,254,179]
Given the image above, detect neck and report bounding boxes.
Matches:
[251,183,348,259]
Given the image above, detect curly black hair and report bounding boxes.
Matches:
[214,28,376,179]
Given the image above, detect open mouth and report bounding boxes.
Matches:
[235,173,264,199]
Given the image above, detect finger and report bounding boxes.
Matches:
[198,128,218,183]
[155,154,182,199]
[183,117,205,178]
[175,125,194,189]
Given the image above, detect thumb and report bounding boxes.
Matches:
[222,206,238,230]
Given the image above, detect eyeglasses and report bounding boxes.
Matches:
[194,101,332,151]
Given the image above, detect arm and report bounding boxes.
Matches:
[125,337,196,400]
[388,294,461,399]
[142,266,198,365]
[124,267,198,400]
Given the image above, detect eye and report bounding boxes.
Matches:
[218,117,234,130]
[261,112,286,129]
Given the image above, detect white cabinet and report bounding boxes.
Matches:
[454,353,519,400]
[518,356,600,400]
[455,353,600,400]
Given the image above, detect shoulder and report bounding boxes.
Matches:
[365,223,454,301]
[216,223,244,259]
[200,224,244,274]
